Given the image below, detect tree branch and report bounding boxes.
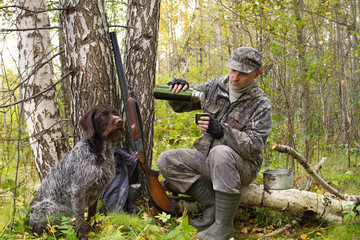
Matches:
[263,220,298,238]
[304,157,327,191]
[0,5,69,13]
[108,25,137,29]
[2,50,64,105]
[0,70,74,109]
[272,144,359,201]
[0,26,60,32]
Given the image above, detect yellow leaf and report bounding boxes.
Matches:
[241,227,248,234]
[301,233,308,239]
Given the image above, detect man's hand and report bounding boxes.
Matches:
[167,78,189,93]
[198,116,224,139]
[197,116,210,132]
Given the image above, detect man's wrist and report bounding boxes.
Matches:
[206,116,224,139]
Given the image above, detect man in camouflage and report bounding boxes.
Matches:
[158,47,272,240]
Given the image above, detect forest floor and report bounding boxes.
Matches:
[1,160,360,240]
[1,117,360,239]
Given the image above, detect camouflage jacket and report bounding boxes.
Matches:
[169,75,272,170]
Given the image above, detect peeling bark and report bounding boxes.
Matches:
[59,0,119,142]
[124,0,161,165]
[240,184,353,224]
[17,0,70,180]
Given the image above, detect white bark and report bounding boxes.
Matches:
[240,184,353,224]
[18,0,69,180]
[124,0,161,164]
[59,0,119,142]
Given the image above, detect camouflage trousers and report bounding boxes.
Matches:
[158,145,258,194]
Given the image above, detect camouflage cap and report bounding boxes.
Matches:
[226,47,262,73]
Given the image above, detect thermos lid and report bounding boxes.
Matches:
[192,90,205,102]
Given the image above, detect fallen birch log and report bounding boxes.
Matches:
[239,184,353,224]
[175,184,354,224]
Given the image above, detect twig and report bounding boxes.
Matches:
[108,25,137,29]
[272,144,360,201]
[0,70,74,108]
[0,5,69,13]
[1,26,60,32]
[11,95,24,232]
[304,157,327,191]
[263,220,297,237]
[3,49,64,104]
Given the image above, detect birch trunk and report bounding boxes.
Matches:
[17,0,69,180]
[124,0,161,166]
[59,0,119,142]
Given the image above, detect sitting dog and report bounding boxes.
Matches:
[29,105,124,240]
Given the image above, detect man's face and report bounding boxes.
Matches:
[229,68,261,90]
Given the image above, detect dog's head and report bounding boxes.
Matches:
[79,105,124,141]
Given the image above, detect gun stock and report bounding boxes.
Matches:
[136,153,175,214]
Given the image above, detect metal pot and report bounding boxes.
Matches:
[263,169,294,190]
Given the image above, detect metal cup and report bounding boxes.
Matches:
[195,113,210,124]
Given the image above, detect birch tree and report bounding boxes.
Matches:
[59,0,119,142]
[17,0,69,180]
[124,0,161,165]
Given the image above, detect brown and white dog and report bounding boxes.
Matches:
[29,105,124,240]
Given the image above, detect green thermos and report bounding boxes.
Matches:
[153,85,205,102]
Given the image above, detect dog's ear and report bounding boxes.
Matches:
[79,107,96,139]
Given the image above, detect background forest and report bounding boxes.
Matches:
[1,0,360,239]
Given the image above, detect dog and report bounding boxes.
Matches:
[29,105,124,240]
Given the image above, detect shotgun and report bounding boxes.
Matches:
[110,31,175,214]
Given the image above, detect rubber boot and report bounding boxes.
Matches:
[196,191,241,240]
[185,177,215,230]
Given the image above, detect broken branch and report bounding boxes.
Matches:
[272,144,359,201]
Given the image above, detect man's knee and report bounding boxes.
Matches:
[157,150,171,173]
[207,145,236,165]
[158,149,186,174]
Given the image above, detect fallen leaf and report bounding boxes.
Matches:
[301,233,308,239]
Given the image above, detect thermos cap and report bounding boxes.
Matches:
[191,90,205,102]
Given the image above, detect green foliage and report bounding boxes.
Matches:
[251,207,288,228]
[164,215,196,240]
[153,99,202,162]
[343,204,360,225]
[89,212,106,227]
[48,216,78,240]
[94,211,196,240]
[323,223,360,240]
[0,178,33,239]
